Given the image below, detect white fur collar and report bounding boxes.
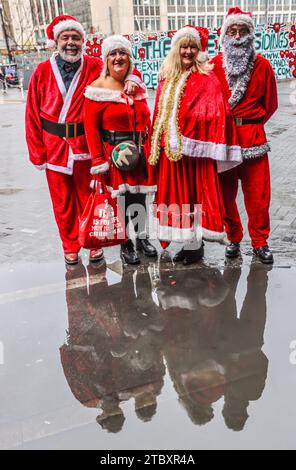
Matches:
[85,86,134,104]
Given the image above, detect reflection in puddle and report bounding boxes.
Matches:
[61,261,270,434]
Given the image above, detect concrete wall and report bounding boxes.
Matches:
[90,0,134,35]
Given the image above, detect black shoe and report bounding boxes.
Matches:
[225,242,240,258]
[174,242,205,263]
[120,240,141,265]
[136,238,157,258]
[173,248,186,263]
[183,244,205,266]
[253,245,274,264]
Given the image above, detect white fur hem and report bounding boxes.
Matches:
[53,20,85,40]
[91,162,110,174]
[152,218,202,243]
[181,136,242,171]
[40,153,90,175]
[202,228,228,244]
[107,184,157,199]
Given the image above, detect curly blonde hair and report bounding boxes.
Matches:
[160,35,213,80]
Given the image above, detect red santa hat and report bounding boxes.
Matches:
[46,15,86,49]
[171,25,209,62]
[101,35,133,76]
[101,35,132,61]
[220,7,255,43]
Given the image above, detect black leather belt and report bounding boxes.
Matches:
[101,129,145,145]
[235,117,264,126]
[41,117,85,138]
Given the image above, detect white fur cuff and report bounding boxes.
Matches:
[90,162,109,174]
[125,74,142,86]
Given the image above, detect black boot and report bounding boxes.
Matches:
[225,242,240,258]
[120,240,141,265]
[173,248,186,263]
[136,238,157,258]
[253,245,274,264]
[174,243,204,264]
[183,243,205,266]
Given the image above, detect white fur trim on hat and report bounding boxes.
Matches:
[171,26,201,47]
[102,35,132,61]
[53,19,85,40]
[220,13,255,43]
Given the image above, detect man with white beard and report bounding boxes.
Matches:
[26,15,143,265]
[212,7,278,264]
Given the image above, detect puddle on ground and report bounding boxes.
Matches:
[0,260,296,450]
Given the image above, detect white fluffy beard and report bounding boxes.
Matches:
[222,33,256,109]
[58,45,82,64]
[223,33,255,76]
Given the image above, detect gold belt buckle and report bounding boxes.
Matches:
[65,122,77,139]
[235,118,243,127]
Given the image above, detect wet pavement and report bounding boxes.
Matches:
[0,256,296,450]
[1,83,296,450]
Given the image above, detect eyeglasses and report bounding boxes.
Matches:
[226,28,249,37]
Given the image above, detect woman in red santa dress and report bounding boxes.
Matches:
[149,25,242,265]
[84,35,157,265]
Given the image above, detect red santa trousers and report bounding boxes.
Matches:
[219,155,270,249]
[46,160,92,253]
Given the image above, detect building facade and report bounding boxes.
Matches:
[29,0,65,45]
[166,0,296,30]
[0,0,65,51]
[86,0,296,34]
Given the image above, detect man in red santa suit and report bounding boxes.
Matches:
[26,15,144,265]
[212,7,278,264]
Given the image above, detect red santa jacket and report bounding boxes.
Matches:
[26,53,103,175]
[211,53,278,159]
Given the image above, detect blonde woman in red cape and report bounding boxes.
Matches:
[149,25,242,265]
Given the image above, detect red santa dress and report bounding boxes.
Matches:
[149,69,242,247]
[212,53,278,248]
[26,53,103,254]
[84,87,156,198]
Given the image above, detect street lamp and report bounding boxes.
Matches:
[0,2,12,62]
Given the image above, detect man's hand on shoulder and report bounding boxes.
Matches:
[124,80,139,96]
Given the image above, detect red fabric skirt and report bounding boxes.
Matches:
[154,150,226,245]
